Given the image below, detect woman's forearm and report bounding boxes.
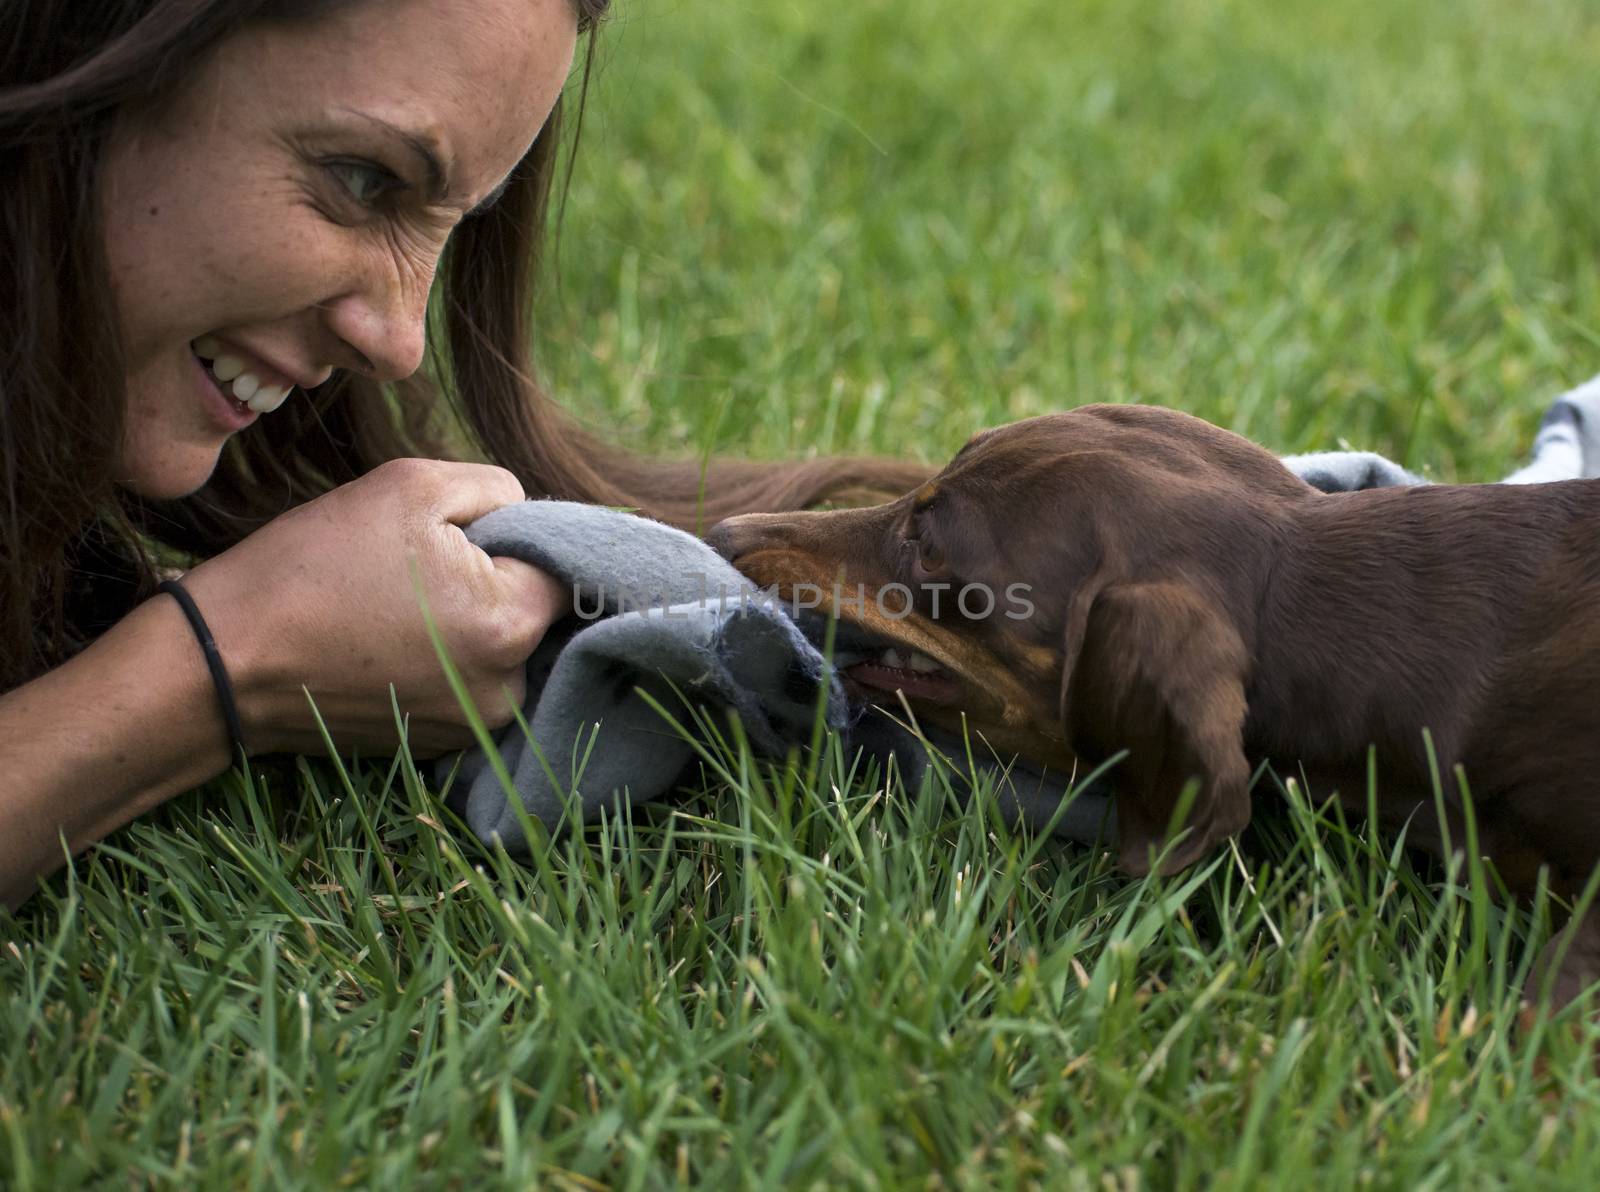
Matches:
[0,462,574,910]
[0,594,232,909]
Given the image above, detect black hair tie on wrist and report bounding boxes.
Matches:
[158,578,248,767]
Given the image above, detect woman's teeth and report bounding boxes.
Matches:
[253,388,290,413]
[192,336,293,413]
[209,352,244,381]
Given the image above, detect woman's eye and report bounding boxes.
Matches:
[325,159,404,206]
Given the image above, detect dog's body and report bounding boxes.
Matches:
[707,404,1600,1007]
[1243,480,1600,889]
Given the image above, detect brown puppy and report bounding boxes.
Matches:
[706,403,1600,1009]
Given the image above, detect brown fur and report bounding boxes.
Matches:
[707,403,1600,1012]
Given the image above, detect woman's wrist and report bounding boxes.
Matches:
[158,578,249,763]
[79,592,238,794]
[178,556,286,757]
[0,590,235,906]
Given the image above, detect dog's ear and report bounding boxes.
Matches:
[1058,581,1252,876]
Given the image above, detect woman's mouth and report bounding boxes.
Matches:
[191,335,293,414]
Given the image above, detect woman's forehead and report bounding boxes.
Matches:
[233,0,577,206]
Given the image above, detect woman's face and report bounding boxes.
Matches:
[101,0,578,498]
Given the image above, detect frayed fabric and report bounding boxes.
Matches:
[440,500,848,852]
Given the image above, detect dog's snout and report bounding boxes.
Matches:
[707,507,880,566]
[706,511,826,564]
[704,516,757,561]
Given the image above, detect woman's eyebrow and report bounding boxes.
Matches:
[332,107,451,202]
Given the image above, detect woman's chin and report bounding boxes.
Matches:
[113,444,223,501]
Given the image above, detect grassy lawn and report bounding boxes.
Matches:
[8,0,1600,1184]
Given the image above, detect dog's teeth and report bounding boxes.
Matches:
[905,650,941,673]
[881,648,906,670]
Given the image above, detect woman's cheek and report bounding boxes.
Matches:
[223,211,363,317]
[387,217,453,292]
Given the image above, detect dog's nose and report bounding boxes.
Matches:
[704,516,753,561]
[705,512,801,562]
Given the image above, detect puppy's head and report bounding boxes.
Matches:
[708,404,1313,873]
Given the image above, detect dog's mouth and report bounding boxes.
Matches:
[746,578,1071,767]
[794,613,966,706]
[843,647,963,705]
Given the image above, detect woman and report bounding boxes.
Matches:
[0,0,925,907]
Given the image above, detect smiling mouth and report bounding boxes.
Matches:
[191,337,293,414]
[843,646,963,705]
[194,348,251,417]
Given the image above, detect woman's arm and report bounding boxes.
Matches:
[0,593,228,908]
[0,458,568,909]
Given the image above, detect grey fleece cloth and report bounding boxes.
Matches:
[441,500,849,852]
[442,378,1600,853]
[1280,376,1600,492]
[1502,374,1600,484]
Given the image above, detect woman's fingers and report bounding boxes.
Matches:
[432,461,528,527]
[367,457,528,527]
[491,555,571,624]
[178,458,575,756]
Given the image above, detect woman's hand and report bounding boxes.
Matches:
[0,459,558,907]
[183,459,567,757]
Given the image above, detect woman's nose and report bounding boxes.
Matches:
[321,263,434,383]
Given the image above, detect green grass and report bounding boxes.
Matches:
[9,0,1600,1183]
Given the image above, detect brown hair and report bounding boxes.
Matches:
[0,0,931,692]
